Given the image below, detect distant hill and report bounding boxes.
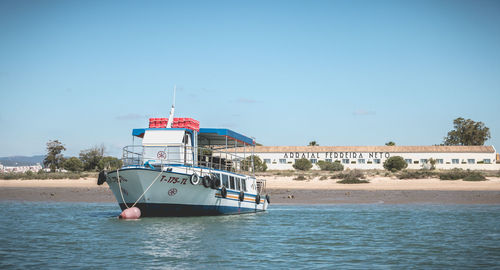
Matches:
[0,155,45,166]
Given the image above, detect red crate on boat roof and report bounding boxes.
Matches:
[149,117,199,131]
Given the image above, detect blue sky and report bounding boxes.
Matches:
[1,0,499,157]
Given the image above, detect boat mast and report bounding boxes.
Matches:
[166,85,176,128]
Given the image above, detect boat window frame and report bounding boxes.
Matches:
[222,174,229,188]
[241,178,247,192]
[229,176,235,190]
[235,177,241,191]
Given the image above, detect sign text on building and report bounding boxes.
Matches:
[283,152,391,159]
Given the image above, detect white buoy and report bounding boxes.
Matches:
[119,207,141,219]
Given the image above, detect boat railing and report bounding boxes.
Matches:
[256,179,267,194]
[122,144,255,174]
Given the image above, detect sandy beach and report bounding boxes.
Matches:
[1,176,500,204]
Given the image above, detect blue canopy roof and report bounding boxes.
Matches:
[198,128,255,146]
[132,128,255,146]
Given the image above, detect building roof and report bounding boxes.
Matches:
[244,145,495,153]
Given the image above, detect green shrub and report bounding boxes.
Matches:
[319,175,328,180]
[383,156,408,171]
[294,175,307,181]
[317,160,344,171]
[337,170,369,184]
[293,158,313,171]
[439,169,468,180]
[337,178,369,184]
[274,170,294,177]
[330,173,346,179]
[398,170,437,179]
[463,172,486,181]
[438,169,487,181]
[428,158,437,170]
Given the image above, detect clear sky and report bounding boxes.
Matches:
[1,0,499,157]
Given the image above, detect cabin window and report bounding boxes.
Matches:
[241,179,247,192]
[484,159,491,164]
[214,173,221,187]
[222,174,229,188]
[452,159,459,164]
[229,176,235,190]
[235,178,241,190]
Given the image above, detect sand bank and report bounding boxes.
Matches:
[1,177,499,204]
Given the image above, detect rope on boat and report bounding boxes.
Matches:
[116,169,129,209]
[131,170,163,208]
[116,168,164,209]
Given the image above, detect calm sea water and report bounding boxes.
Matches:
[0,202,499,269]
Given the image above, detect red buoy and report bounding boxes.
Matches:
[119,207,141,219]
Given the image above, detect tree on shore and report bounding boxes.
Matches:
[43,140,66,172]
[317,160,344,171]
[443,117,490,145]
[385,141,396,146]
[383,156,407,172]
[63,157,84,172]
[98,156,123,171]
[241,156,267,172]
[79,145,105,171]
[308,141,319,146]
[293,158,313,171]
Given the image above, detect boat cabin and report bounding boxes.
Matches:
[124,127,257,175]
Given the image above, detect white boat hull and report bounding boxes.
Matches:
[106,168,269,216]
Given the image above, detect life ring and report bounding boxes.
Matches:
[202,175,212,188]
[255,194,261,204]
[221,186,227,198]
[190,173,200,185]
[97,170,107,185]
[266,194,270,204]
[239,191,245,202]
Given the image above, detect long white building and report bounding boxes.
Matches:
[239,145,500,170]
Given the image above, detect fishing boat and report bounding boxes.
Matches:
[98,100,269,217]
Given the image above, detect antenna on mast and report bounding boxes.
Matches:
[166,85,176,128]
[172,85,176,107]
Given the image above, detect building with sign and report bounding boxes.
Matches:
[237,145,499,170]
